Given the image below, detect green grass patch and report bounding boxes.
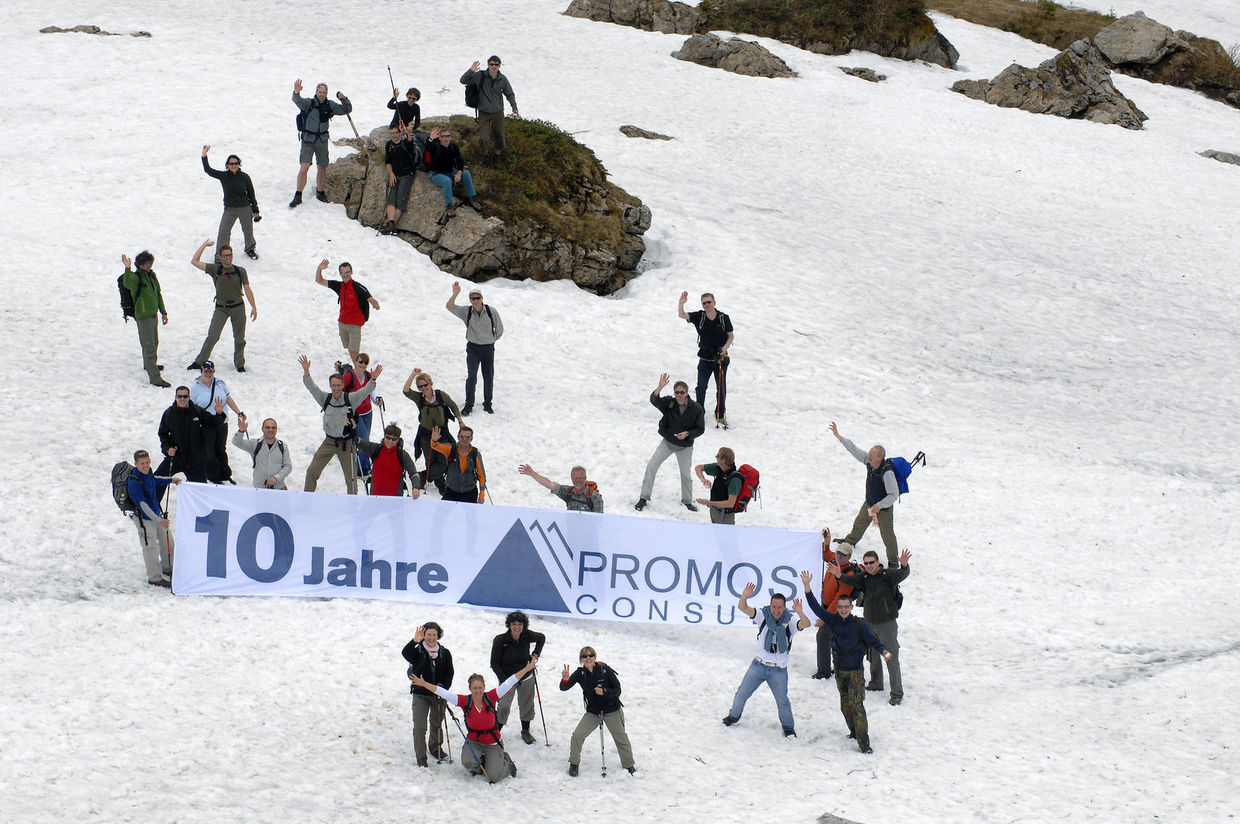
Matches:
[925,0,1111,49]
[702,0,935,51]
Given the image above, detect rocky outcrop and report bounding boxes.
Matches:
[672,33,797,78]
[1199,149,1240,167]
[563,0,706,35]
[1093,12,1189,66]
[951,39,1147,130]
[40,24,150,37]
[841,67,886,83]
[620,125,674,140]
[326,126,651,295]
[842,26,959,69]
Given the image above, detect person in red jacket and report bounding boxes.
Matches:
[314,259,380,360]
[356,425,421,497]
[410,655,539,783]
[813,528,862,680]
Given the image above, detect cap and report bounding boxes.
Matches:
[468,288,483,298]
[201,360,216,370]
[835,542,855,556]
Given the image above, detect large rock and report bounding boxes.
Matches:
[951,39,1148,130]
[1093,12,1190,65]
[326,126,651,295]
[846,23,959,69]
[1199,149,1240,167]
[563,0,706,35]
[672,33,797,78]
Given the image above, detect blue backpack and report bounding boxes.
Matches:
[887,451,926,495]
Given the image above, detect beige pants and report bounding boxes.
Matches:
[569,709,634,770]
[304,437,358,494]
[131,515,172,583]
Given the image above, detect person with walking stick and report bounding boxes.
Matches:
[298,354,381,495]
[489,611,546,744]
[409,655,539,783]
[402,622,454,767]
[560,646,636,777]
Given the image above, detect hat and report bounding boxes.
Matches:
[201,360,216,370]
[835,541,855,556]
[468,288,483,298]
[487,55,501,65]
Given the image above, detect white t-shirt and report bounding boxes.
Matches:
[749,610,803,668]
[190,377,231,413]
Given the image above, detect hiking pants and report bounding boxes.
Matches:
[464,341,494,406]
[866,619,902,699]
[416,426,455,489]
[194,302,247,370]
[461,740,514,783]
[477,110,507,155]
[495,674,535,726]
[304,437,358,494]
[428,170,476,208]
[216,206,256,254]
[569,709,634,769]
[710,507,736,525]
[815,624,836,676]
[695,355,729,418]
[411,694,445,766]
[844,502,898,566]
[729,658,794,733]
[640,440,694,504]
[136,314,161,383]
[203,414,232,483]
[131,514,172,583]
[836,668,870,749]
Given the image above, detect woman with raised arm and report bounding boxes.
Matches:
[401,622,454,767]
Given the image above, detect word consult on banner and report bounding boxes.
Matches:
[174,483,819,627]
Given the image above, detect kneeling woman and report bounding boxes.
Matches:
[410,655,539,783]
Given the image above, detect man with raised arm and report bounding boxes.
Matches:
[721,583,812,738]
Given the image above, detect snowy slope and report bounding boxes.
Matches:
[1,1,1238,822]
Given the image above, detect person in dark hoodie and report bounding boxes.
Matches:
[386,87,421,133]
[636,373,706,512]
[426,126,480,223]
[156,386,209,482]
[560,646,636,776]
[402,622,454,767]
[834,548,911,706]
[202,145,261,260]
[489,611,546,744]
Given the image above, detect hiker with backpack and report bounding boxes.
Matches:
[635,373,705,513]
[386,87,422,133]
[190,361,243,484]
[560,646,637,776]
[800,569,892,754]
[336,354,378,477]
[426,127,481,224]
[380,125,422,235]
[188,239,256,373]
[315,259,380,361]
[489,611,546,745]
[402,368,461,495]
[299,354,383,495]
[429,424,486,503]
[356,424,422,498]
[231,416,293,489]
[459,56,520,167]
[830,548,911,707]
[409,654,539,783]
[402,622,454,768]
[290,79,352,207]
[678,291,733,428]
[125,449,182,587]
[721,583,812,738]
[517,463,604,513]
[120,251,170,387]
[693,446,753,525]
[445,282,503,415]
[830,420,902,567]
[201,145,261,260]
[811,529,862,681]
[157,386,210,482]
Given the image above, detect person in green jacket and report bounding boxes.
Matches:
[122,251,170,387]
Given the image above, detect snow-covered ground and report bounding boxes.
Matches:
[2,1,1238,822]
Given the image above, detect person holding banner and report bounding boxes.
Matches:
[430,424,485,503]
[403,622,454,767]
[722,583,812,738]
[409,655,539,783]
[560,646,636,776]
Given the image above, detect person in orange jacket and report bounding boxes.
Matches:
[813,528,862,680]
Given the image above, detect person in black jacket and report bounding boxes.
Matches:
[387,87,421,133]
[156,386,210,482]
[636,373,706,512]
[202,145,261,260]
[834,548,911,706]
[560,647,636,776]
[489,611,546,744]
[426,126,480,222]
[381,126,420,234]
[402,622,454,767]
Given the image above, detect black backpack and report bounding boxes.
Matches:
[251,439,286,468]
[118,275,136,321]
[112,461,137,513]
[464,80,480,109]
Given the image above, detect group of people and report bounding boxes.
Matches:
[402,611,636,781]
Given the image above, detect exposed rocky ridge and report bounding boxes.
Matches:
[325,123,651,295]
[672,33,797,77]
[620,125,674,140]
[564,0,706,34]
[40,24,150,37]
[1199,149,1240,167]
[1094,14,1240,110]
[841,67,887,82]
[951,39,1147,130]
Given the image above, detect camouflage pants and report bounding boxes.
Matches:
[836,668,869,749]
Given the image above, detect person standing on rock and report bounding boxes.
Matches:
[387,87,421,133]
[201,146,261,260]
[290,79,352,208]
[188,240,256,373]
[315,260,380,361]
[635,373,705,512]
[426,126,480,224]
[460,56,520,167]
[381,125,420,235]
[445,282,502,415]
[120,251,170,387]
[678,291,733,428]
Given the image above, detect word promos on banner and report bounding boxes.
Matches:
[173,483,820,627]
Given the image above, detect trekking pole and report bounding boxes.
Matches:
[386,66,406,132]
[441,699,454,763]
[599,712,608,778]
[444,703,490,781]
[533,668,550,747]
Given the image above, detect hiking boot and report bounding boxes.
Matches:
[721,715,738,727]
[150,379,171,388]
[860,745,874,754]
[683,501,699,512]
[187,362,202,371]
[289,191,302,208]
[568,763,579,777]
[866,683,883,691]
[245,249,259,260]
[889,695,903,706]
[627,766,636,775]
[783,728,797,738]
[437,211,449,226]
[148,579,171,588]
[236,366,246,373]
[847,731,857,739]
[634,498,647,511]
[460,404,474,416]
[483,402,494,414]
[466,195,481,211]
[521,729,536,745]
[811,671,831,680]
[509,762,518,776]
[157,364,164,371]
[416,758,428,768]
[315,190,328,203]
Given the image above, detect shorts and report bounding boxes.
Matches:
[338,322,363,353]
[299,138,329,166]
[386,175,414,209]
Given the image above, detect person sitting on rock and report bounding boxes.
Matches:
[426,126,480,224]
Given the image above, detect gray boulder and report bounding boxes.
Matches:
[563,0,706,35]
[1199,149,1240,167]
[40,24,151,37]
[951,39,1148,130]
[841,67,886,83]
[1093,12,1190,65]
[620,125,674,140]
[673,33,797,78]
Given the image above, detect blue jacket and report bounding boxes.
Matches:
[128,469,173,521]
[805,589,886,670]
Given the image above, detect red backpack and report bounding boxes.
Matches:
[732,464,760,512]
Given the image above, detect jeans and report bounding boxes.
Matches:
[729,659,794,732]
[464,341,494,406]
[354,411,373,475]
[428,170,476,207]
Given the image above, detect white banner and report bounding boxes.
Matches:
[172,483,819,627]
